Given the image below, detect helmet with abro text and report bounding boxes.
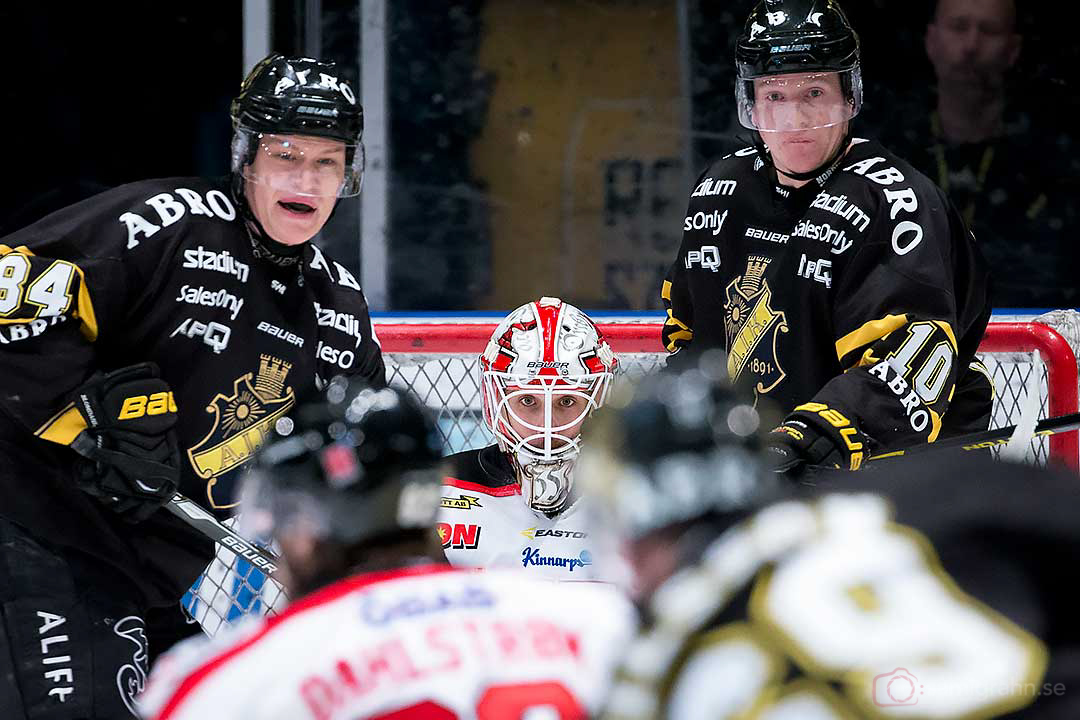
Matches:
[231,54,365,198]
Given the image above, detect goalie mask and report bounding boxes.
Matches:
[480,297,618,516]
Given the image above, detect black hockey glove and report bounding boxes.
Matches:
[69,363,182,523]
[766,402,870,479]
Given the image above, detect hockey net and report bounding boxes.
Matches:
[182,316,1080,636]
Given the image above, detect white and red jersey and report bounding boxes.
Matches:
[139,564,635,720]
[438,446,620,582]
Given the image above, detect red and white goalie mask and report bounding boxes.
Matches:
[480,297,618,515]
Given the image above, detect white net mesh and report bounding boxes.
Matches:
[183,317,1080,635]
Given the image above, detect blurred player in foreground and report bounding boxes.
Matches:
[138,379,634,720]
[585,357,1079,719]
[438,297,621,580]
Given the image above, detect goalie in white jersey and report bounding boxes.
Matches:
[439,297,621,580]
[138,379,634,720]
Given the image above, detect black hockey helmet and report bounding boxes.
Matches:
[241,378,445,547]
[579,352,780,542]
[230,54,365,197]
[736,0,860,79]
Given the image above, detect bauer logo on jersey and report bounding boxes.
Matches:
[437,522,482,550]
[188,355,295,509]
[724,256,788,399]
[441,494,482,510]
[685,245,721,272]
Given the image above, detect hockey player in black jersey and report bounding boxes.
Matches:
[587,361,1080,720]
[0,55,384,718]
[661,0,993,476]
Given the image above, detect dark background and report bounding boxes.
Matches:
[1,1,1076,309]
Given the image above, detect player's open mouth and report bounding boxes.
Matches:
[278,200,316,215]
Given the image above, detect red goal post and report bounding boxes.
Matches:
[377,320,1080,470]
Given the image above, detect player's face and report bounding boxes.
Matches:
[505,391,587,450]
[754,73,850,178]
[244,134,346,246]
[926,0,1019,92]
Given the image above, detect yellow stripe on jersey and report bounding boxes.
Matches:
[35,403,88,446]
[0,244,99,341]
[933,319,959,353]
[835,314,908,366]
[928,407,943,443]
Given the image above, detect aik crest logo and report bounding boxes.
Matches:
[188,354,295,508]
[724,256,788,400]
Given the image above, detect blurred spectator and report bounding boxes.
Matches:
[883,0,1077,308]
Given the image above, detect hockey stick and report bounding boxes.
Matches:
[870,411,1080,463]
[164,493,279,574]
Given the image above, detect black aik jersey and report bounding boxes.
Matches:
[0,176,385,603]
[662,139,992,449]
[603,454,1080,720]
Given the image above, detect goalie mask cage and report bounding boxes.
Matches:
[183,319,1079,636]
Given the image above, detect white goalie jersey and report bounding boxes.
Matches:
[138,565,635,720]
[439,476,618,582]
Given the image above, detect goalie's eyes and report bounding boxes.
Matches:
[515,395,578,409]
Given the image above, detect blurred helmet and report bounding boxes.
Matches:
[480,297,618,515]
[735,0,862,133]
[241,379,444,546]
[579,352,779,543]
[230,54,365,198]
